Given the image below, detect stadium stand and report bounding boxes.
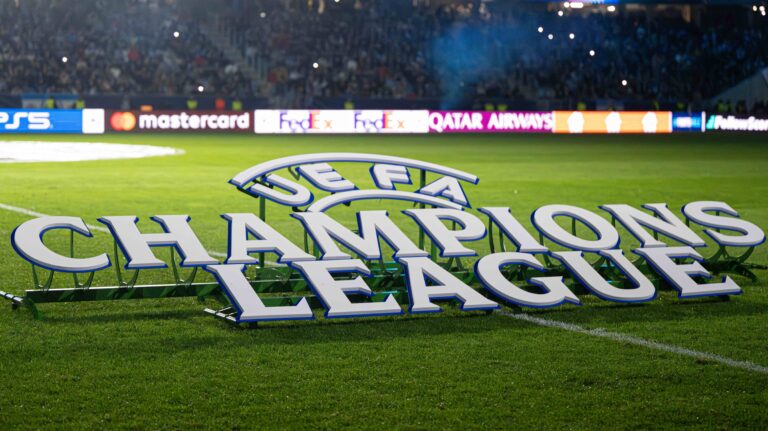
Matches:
[0,0,250,96]
[0,0,766,113]
[220,0,768,112]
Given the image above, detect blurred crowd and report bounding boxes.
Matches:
[224,0,767,110]
[0,0,766,112]
[0,0,250,96]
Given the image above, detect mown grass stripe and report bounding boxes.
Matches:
[500,310,768,374]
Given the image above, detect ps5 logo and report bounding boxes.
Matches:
[0,111,51,130]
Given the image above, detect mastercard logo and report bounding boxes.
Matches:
[110,112,136,131]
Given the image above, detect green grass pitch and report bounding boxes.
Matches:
[0,133,767,429]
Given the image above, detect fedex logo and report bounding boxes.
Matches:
[354,111,404,132]
[0,111,51,130]
[253,110,428,134]
[354,110,429,134]
[278,111,333,133]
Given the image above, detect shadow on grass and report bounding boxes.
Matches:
[29,308,524,352]
[41,308,205,323]
[11,288,766,352]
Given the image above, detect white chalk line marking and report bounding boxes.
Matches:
[0,202,280,263]
[0,202,107,229]
[499,310,768,374]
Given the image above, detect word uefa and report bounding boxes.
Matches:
[10,153,765,323]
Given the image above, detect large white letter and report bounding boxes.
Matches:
[205,264,313,321]
[634,246,741,298]
[99,215,216,269]
[223,213,313,264]
[400,257,499,313]
[550,250,655,302]
[403,208,485,257]
[682,201,765,247]
[371,164,411,190]
[532,205,619,251]
[297,163,356,192]
[475,252,579,308]
[600,203,705,247]
[291,259,402,318]
[292,210,427,260]
[12,216,110,272]
[418,176,469,206]
[478,207,548,253]
[246,174,313,207]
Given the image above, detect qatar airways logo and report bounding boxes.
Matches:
[428,111,553,133]
[10,153,765,324]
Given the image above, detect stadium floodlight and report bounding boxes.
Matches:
[607,5,616,12]
[570,2,584,8]
[621,79,628,86]
[197,85,204,93]
[259,11,266,18]
[557,10,564,16]
[61,56,68,63]
[569,33,575,40]
[752,5,757,11]
[312,62,319,69]
[589,49,595,56]
[538,26,544,33]
[563,2,570,8]
[548,34,554,40]
[173,31,180,38]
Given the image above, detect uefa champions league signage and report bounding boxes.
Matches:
[8,153,766,324]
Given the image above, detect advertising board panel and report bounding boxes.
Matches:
[0,109,104,134]
[705,115,768,132]
[553,111,672,134]
[108,111,251,133]
[428,111,553,133]
[253,110,428,134]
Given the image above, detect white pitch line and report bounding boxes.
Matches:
[0,203,285,265]
[0,203,287,266]
[499,310,768,375]
[0,202,236,260]
[0,203,112,233]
